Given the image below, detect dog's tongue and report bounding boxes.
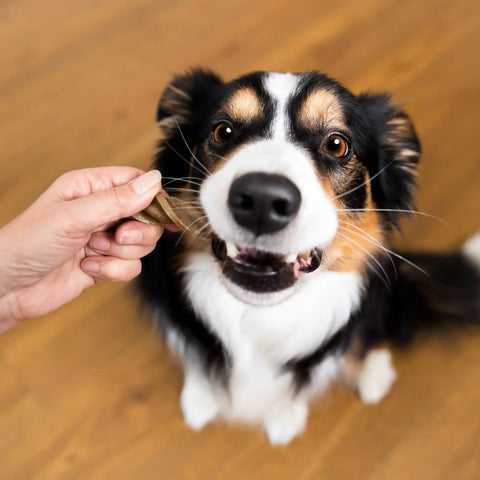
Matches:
[293,254,313,279]
[215,242,322,293]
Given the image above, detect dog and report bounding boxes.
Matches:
[137,69,480,445]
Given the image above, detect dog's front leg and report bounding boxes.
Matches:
[356,348,397,404]
[180,365,219,430]
[263,398,308,445]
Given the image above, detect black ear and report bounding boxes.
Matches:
[357,93,421,228]
[154,69,224,191]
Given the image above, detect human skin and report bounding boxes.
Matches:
[0,167,164,334]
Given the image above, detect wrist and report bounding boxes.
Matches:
[0,223,17,298]
[0,225,12,298]
[0,291,23,334]
[0,223,25,332]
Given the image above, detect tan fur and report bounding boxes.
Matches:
[225,88,263,122]
[321,171,387,275]
[157,84,193,138]
[300,89,345,130]
[384,115,420,170]
[385,117,414,144]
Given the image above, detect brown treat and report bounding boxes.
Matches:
[132,194,213,238]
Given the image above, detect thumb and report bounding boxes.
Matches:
[70,170,163,231]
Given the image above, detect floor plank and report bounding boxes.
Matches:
[1,1,479,478]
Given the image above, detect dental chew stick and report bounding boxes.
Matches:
[132,194,213,238]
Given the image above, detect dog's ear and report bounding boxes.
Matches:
[357,93,421,228]
[154,69,224,190]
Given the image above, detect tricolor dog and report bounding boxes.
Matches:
[138,70,480,445]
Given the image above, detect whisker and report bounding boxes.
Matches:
[162,177,204,189]
[161,187,202,195]
[169,204,205,211]
[337,222,429,277]
[334,158,396,201]
[380,246,429,277]
[189,214,209,230]
[336,231,391,290]
[174,214,212,247]
[162,175,204,182]
[156,192,202,203]
[173,116,212,176]
[338,222,397,279]
[161,138,202,175]
[336,208,448,225]
[194,216,215,236]
[211,152,229,162]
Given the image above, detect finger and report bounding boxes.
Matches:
[114,221,163,246]
[88,231,158,260]
[81,257,142,282]
[51,167,148,201]
[67,170,163,232]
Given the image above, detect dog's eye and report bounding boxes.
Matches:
[212,122,235,144]
[322,134,349,158]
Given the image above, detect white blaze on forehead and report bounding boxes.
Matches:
[201,139,338,255]
[264,72,300,140]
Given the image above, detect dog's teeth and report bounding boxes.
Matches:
[226,242,240,257]
[299,250,311,261]
[285,253,297,263]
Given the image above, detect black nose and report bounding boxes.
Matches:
[228,172,301,235]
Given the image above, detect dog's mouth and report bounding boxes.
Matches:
[211,239,322,293]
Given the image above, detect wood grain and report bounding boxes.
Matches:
[1,1,479,478]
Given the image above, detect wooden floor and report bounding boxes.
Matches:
[1,1,479,478]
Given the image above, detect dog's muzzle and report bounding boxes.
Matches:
[228,172,301,236]
[211,173,321,293]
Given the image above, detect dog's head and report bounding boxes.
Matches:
[155,69,421,303]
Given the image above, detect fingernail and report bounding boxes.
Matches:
[119,230,142,245]
[130,170,162,195]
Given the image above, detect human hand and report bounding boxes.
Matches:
[0,167,164,333]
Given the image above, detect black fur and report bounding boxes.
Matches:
[285,250,480,390]
[138,232,230,380]
[155,69,276,195]
[284,323,354,392]
[355,93,421,228]
[361,251,480,348]
[138,69,478,396]
[287,74,421,225]
[154,69,224,192]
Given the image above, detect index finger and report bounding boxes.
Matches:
[51,166,148,201]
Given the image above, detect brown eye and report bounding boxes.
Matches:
[322,134,349,158]
[212,122,235,144]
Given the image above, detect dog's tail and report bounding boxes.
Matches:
[358,233,480,349]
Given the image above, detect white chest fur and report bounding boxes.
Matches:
[182,252,362,372]
[179,252,363,441]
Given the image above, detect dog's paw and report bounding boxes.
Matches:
[357,349,397,404]
[462,232,480,268]
[180,374,218,430]
[263,401,308,445]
